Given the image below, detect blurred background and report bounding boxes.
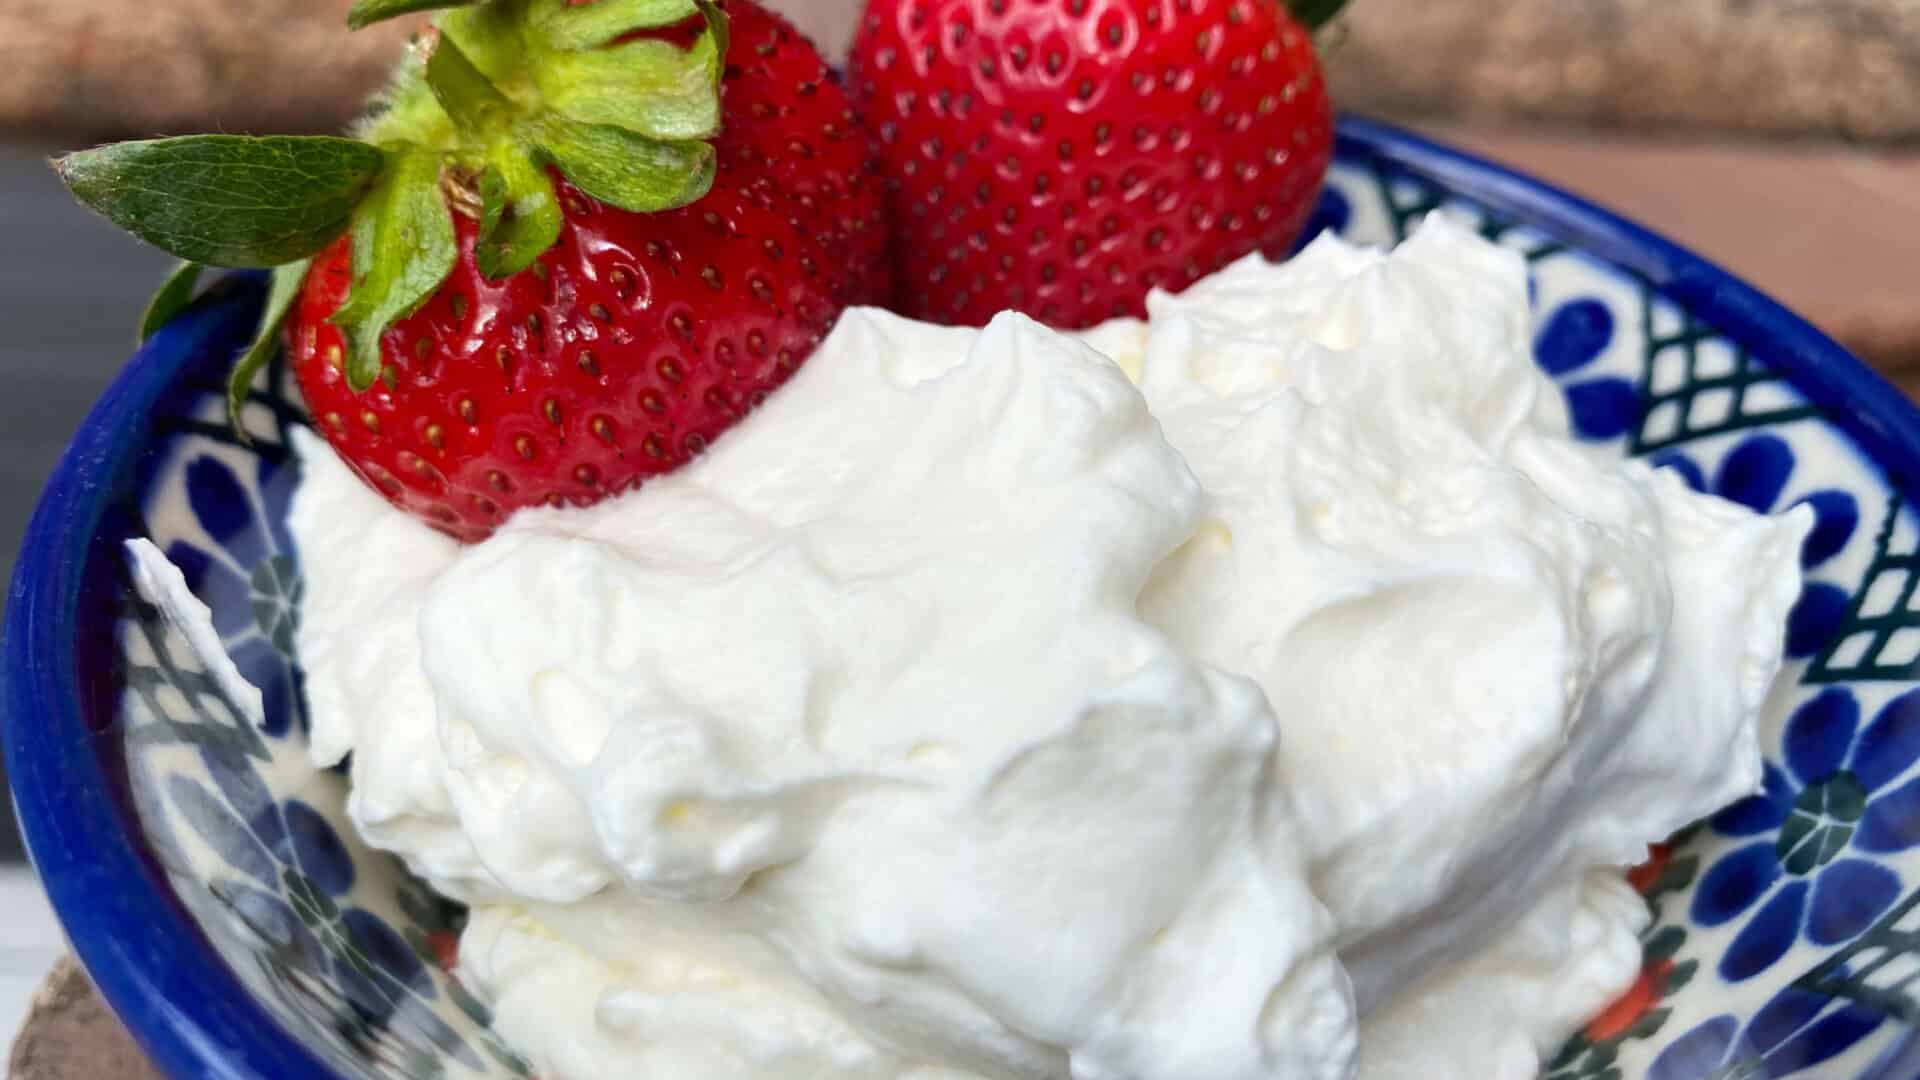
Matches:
[0,0,1916,1058]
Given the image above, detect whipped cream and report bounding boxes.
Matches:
[283,217,1810,1079]
[1086,219,1809,1052]
[127,537,266,730]
[292,310,1355,1079]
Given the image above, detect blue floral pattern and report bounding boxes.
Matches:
[1648,986,1886,1080]
[162,452,308,737]
[1535,296,1644,441]
[95,148,1920,1080]
[1694,688,1920,981]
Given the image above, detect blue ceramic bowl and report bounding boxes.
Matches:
[12,118,1920,1079]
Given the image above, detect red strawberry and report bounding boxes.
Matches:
[289,171,844,539]
[848,0,1340,329]
[58,0,885,541]
[717,1,892,306]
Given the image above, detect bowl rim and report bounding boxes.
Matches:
[2,274,338,1079]
[8,115,1920,1080]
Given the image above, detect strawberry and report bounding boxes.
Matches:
[716,1,893,306]
[289,171,845,537]
[848,0,1341,329]
[57,0,885,541]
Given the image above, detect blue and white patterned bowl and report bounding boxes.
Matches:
[11,117,1920,1079]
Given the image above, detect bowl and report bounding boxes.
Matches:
[12,117,1920,1080]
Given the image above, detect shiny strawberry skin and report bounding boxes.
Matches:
[289,172,846,541]
[848,0,1333,329]
[718,0,892,306]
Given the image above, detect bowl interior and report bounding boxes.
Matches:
[16,121,1920,1080]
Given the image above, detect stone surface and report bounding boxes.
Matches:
[5,0,1918,142]
[1323,0,1920,141]
[7,958,160,1080]
[0,0,843,142]
[0,0,420,141]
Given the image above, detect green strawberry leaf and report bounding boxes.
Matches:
[478,165,507,244]
[528,0,701,51]
[428,36,564,278]
[532,14,723,141]
[1285,0,1352,29]
[697,0,729,79]
[528,114,714,213]
[139,261,205,343]
[54,136,384,268]
[329,148,456,390]
[474,146,563,279]
[346,0,477,31]
[438,2,524,88]
[227,260,310,436]
[425,31,512,134]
